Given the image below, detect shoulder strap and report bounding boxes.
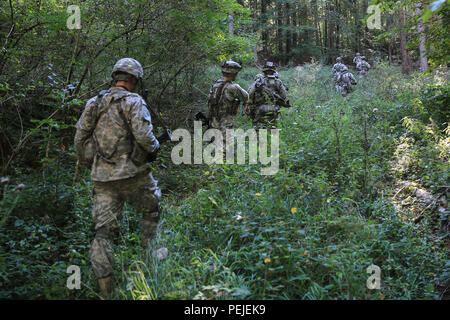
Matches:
[217,81,231,105]
[92,90,111,129]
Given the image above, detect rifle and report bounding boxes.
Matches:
[272,91,291,108]
[141,88,173,161]
[256,78,291,109]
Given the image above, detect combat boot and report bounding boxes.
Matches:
[98,276,113,299]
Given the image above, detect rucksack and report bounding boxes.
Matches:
[80,89,133,167]
[208,80,230,118]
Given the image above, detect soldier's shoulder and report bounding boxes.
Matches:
[83,94,101,111]
[211,79,225,88]
[123,92,146,106]
[230,82,247,93]
[86,95,98,105]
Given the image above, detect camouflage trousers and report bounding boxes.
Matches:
[210,115,235,155]
[251,105,279,130]
[358,70,368,78]
[89,171,161,279]
[336,84,353,96]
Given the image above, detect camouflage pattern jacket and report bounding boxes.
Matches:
[247,75,287,107]
[207,79,248,123]
[336,72,357,89]
[353,56,362,65]
[332,63,346,76]
[74,87,159,182]
[356,60,371,72]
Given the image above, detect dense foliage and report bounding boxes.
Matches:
[1,64,448,299]
[0,0,448,300]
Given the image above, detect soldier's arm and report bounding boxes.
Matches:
[74,97,97,157]
[233,83,249,103]
[128,97,160,154]
[246,83,257,105]
[277,80,288,100]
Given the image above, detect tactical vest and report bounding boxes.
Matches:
[254,76,278,104]
[91,90,135,163]
[208,80,231,118]
[357,61,369,71]
[338,73,355,87]
[253,76,280,116]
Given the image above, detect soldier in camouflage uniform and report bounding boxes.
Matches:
[74,58,162,299]
[332,57,346,82]
[353,52,362,66]
[245,61,289,130]
[207,60,248,153]
[335,65,357,96]
[356,56,371,78]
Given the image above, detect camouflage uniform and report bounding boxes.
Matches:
[74,58,161,280]
[208,60,248,152]
[356,57,371,77]
[335,66,357,96]
[247,62,288,130]
[332,57,346,82]
[353,53,362,66]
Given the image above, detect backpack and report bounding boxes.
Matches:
[208,80,230,118]
[80,90,110,167]
[80,89,133,167]
[255,77,280,116]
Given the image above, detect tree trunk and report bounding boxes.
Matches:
[285,2,291,64]
[328,2,335,60]
[354,0,360,52]
[312,0,320,48]
[261,0,269,54]
[292,3,298,50]
[415,2,429,72]
[335,0,340,51]
[399,8,410,75]
[277,2,283,60]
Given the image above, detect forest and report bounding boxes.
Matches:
[0,0,448,300]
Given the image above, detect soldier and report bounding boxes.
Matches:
[332,57,346,82]
[356,56,371,77]
[245,61,290,130]
[335,65,357,96]
[74,58,162,299]
[353,52,362,66]
[207,60,248,152]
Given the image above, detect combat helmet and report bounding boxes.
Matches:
[336,57,343,62]
[263,61,277,72]
[356,53,361,56]
[341,65,349,73]
[111,58,144,81]
[221,60,242,74]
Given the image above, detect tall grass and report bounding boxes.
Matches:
[117,63,448,300]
